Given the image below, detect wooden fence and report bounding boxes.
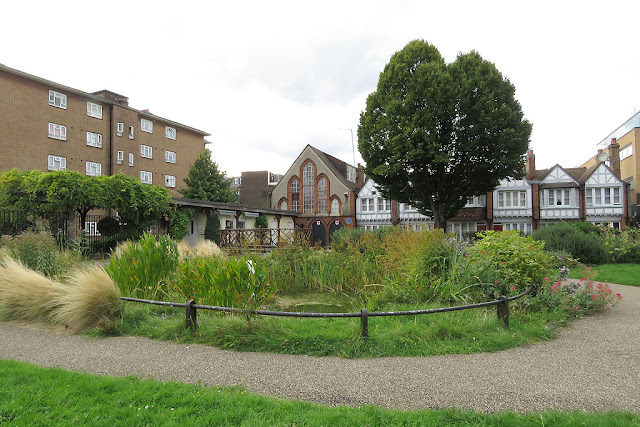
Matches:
[219,228,312,250]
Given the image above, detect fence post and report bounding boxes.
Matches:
[497,296,509,328]
[186,300,197,330]
[361,308,369,338]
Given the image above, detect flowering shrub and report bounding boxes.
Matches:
[600,227,640,263]
[534,277,621,318]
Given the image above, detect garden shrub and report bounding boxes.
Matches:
[468,230,553,294]
[531,222,608,265]
[204,211,220,244]
[168,208,193,241]
[106,233,180,300]
[0,229,70,278]
[600,227,640,263]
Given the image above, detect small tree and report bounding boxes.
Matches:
[180,150,237,203]
[204,210,220,244]
[358,40,532,229]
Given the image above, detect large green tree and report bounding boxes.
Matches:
[358,40,532,229]
[179,149,237,203]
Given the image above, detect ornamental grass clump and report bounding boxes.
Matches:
[0,254,122,331]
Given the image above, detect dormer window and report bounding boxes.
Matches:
[347,165,356,182]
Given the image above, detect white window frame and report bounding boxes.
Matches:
[48,90,67,109]
[128,125,135,139]
[165,150,176,164]
[502,223,532,234]
[347,165,356,182]
[620,144,633,161]
[377,198,391,212]
[498,190,527,208]
[117,122,124,136]
[86,102,103,119]
[85,162,102,176]
[86,132,102,148]
[47,155,67,171]
[141,118,153,133]
[331,198,339,215]
[546,189,571,207]
[84,221,101,237]
[586,187,621,207]
[48,123,67,141]
[128,153,134,167]
[360,198,375,213]
[280,200,288,211]
[116,150,124,165]
[165,126,176,140]
[140,170,152,184]
[165,175,176,188]
[140,145,153,159]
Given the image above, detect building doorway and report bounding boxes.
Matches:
[311,220,326,247]
[329,219,343,244]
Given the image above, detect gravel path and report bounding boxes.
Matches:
[1,283,639,414]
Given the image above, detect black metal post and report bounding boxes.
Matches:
[497,296,509,328]
[186,299,197,330]
[361,308,368,337]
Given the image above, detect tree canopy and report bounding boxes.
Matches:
[358,40,532,229]
[179,149,238,203]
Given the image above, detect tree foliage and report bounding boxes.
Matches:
[358,40,532,228]
[180,150,237,203]
[0,170,170,233]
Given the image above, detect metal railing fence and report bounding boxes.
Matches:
[121,287,531,338]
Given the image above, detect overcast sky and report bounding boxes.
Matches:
[3,1,639,177]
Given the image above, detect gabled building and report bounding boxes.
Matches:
[270,145,363,245]
[0,64,209,196]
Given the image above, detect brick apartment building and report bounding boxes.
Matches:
[0,64,209,195]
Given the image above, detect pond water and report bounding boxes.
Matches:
[272,291,357,313]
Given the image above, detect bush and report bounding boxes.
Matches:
[532,277,621,317]
[168,209,193,241]
[468,230,554,294]
[106,233,180,300]
[532,223,608,265]
[0,229,70,278]
[600,227,640,263]
[205,211,220,243]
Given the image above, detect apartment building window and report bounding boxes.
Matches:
[84,222,100,237]
[586,187,621,206]
[117,122,124,136]
[360,198,375,212]
[317,177,328,213]
[86,132,102,148]
[165,126,176,140]
[547,189,571,206]
[47,155,66,171]
[48,90,67,109]
[86,102,103,119]
[347,165,356,182]
[290,179,299,212]
[86,162,102,176]
[48,123,67,140]
[128,153,134,167]
[498,190,526,207]
[140,170,152,184]
[620,144,633,161]
[129,125,135,139]
[116,151,124,165]
[378,198,391,212]
[165,150,176,163]
[165,175,176,188]
[140,145,153,159]
[141,118,153,133]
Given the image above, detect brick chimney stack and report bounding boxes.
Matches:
[608,138,621,179]
[525,149,536,179]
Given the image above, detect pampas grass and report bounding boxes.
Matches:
[0,254,122,331]
[177,240,222,258]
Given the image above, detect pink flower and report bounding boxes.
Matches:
[573,306,579,312]
[510,285,516,291]
[556,281,561,285]
[616,293,622,299]
[544,277,549,281]
[591,295,597,300]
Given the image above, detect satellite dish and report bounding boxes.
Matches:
[596,152,609,162]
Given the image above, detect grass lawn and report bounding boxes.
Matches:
[93,301,567,359]
[1,359,637,426]
[569,264,640,287]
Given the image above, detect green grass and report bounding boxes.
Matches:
[568,264,640,287]
[1,359,637,426]
[92,301,567,359]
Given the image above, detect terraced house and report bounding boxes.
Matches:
[0,63,209,195]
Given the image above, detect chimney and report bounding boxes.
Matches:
[525,149,536,179]
[608,138,621,179]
